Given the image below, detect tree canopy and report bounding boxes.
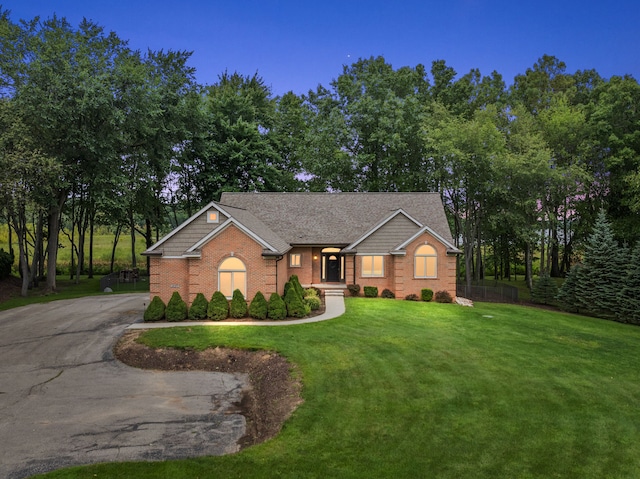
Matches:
[1,11,639,300]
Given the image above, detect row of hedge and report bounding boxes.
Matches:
[143,275,322,322]
[346,284,453,303]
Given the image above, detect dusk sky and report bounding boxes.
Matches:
[5,1,640,96]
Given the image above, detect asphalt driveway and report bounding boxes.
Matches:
[0,293,247,479]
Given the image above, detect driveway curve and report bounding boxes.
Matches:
[0,294,247,479]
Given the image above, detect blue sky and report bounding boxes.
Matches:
[5,1,640,96]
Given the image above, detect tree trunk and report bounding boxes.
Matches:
[88,212,94,278]
[524,242,533,290]
[45,192,67,293]
[110,224,122,273]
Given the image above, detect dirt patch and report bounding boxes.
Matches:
[114,331,303,449]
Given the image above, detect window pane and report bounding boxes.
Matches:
[415,257,426,277]
[362,256,373,275]
[220,257,245,271]
[373,256,383,276]
[290,253,301,267]
[220,272,233,297]
[426,257,437,277]
[233,271,246,296]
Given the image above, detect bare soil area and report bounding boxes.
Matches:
[114,331,303,449]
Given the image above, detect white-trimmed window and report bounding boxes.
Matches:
[362,255,384,277]
[207,210,219,223]
[219,257,246,298]
[290,253,301,267]
[415,244,437,278]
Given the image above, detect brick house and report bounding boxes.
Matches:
[142,192,461,305]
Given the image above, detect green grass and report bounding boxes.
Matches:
[0,275,149,311]
[0,226,148,275]
[37,298,640,478]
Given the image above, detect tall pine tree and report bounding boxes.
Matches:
[574,210,628,319]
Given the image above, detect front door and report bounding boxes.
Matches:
[321,247,344,283]
[326,255,340,282]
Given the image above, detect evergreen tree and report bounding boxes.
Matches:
[574,211,628,318]
[617,243,640,324]
[530,274,558,305]
[556,264,583,313]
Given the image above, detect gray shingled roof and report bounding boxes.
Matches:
[216,204,292,254]
[218,192,455,249]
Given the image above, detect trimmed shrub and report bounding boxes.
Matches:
[144,296,166,322]
[283,281,293,299]
[230,289,248,318]
[381,288,395,299]
[305,295,321,311]
[304,287,320,298]
[268,292,287,320]
[284,285,307,318]
[289,274,305,298]
[249,291,268,320]
[0,248,13,279]
[363,286,378,298]
[405,294,420,301]
[434,290,453,303]
[347,284,361,297]
[188,293,209,320]
[208,291,229,321]
[421,288,434,302]
[531,274,558,306]
[165,291,188,322]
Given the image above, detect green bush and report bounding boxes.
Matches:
[268,292,287,320]
[405,294,420,301]
[381,288,395,299]
[363,286,378,298]
[208,291,229,321]
[289,274,305,298]
[249,291,268,320]
[305,295,321,311]
[347,284,360,297]
[304,287,320,298]
[421,288,434,302]
[165,291,188,322]
[230,289,248,318]
[188,293,209,320]
[283,281,293,299]
[284,285,307,318]
[143,296,166,322]
[0,248,13,279]
[434,290,453,303]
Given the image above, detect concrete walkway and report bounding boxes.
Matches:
[128,291,346,329]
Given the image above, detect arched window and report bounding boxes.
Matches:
[219,257,246,298]
[415,244,437,278]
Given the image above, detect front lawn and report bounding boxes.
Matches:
[39,298,640,478]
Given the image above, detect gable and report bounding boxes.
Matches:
[144,203,229,257]
[349,211,421,253]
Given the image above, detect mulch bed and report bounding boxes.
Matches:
[114,331,303,449]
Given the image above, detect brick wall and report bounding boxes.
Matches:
[148,224,280,305]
